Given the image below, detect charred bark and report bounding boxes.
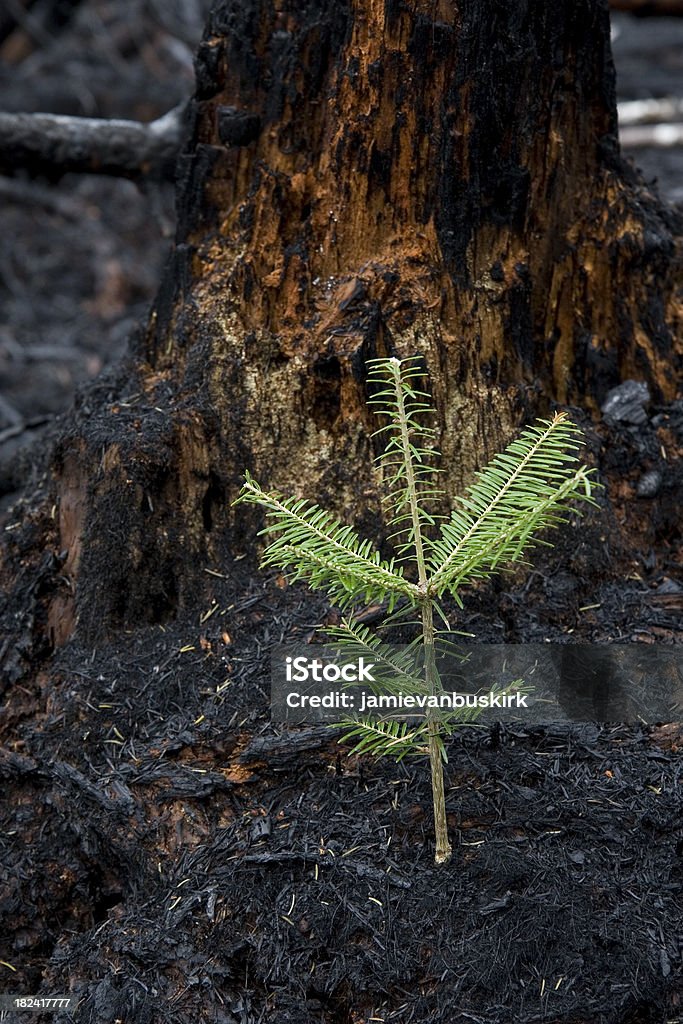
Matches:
[2,0,682,650]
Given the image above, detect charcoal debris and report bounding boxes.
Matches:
[601,380,651,425]
[637,467,663,497]
[2,567,682,1024]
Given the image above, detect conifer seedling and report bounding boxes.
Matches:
[234,357,598,864]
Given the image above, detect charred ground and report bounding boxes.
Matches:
[1,386,682,1023]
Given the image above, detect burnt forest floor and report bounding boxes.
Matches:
[1,6,683,1024]
[1,549,683,1024]
[0,385,681,1024]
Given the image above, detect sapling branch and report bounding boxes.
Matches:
[234,357,599,864]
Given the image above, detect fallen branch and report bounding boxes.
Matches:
[619,97,683,127]
[0,103,187,181]
[620,123,683,148]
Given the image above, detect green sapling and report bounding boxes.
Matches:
[234,357,598,864]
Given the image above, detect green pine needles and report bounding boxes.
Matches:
[235,357,598,864]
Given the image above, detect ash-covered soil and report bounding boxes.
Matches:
[0,393,681,1023]
[1,579,683,1024]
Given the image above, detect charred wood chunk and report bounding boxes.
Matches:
[195,40,224,99]
[601,380,650,426]
[636,469,662,498]
[217,106,261,147]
